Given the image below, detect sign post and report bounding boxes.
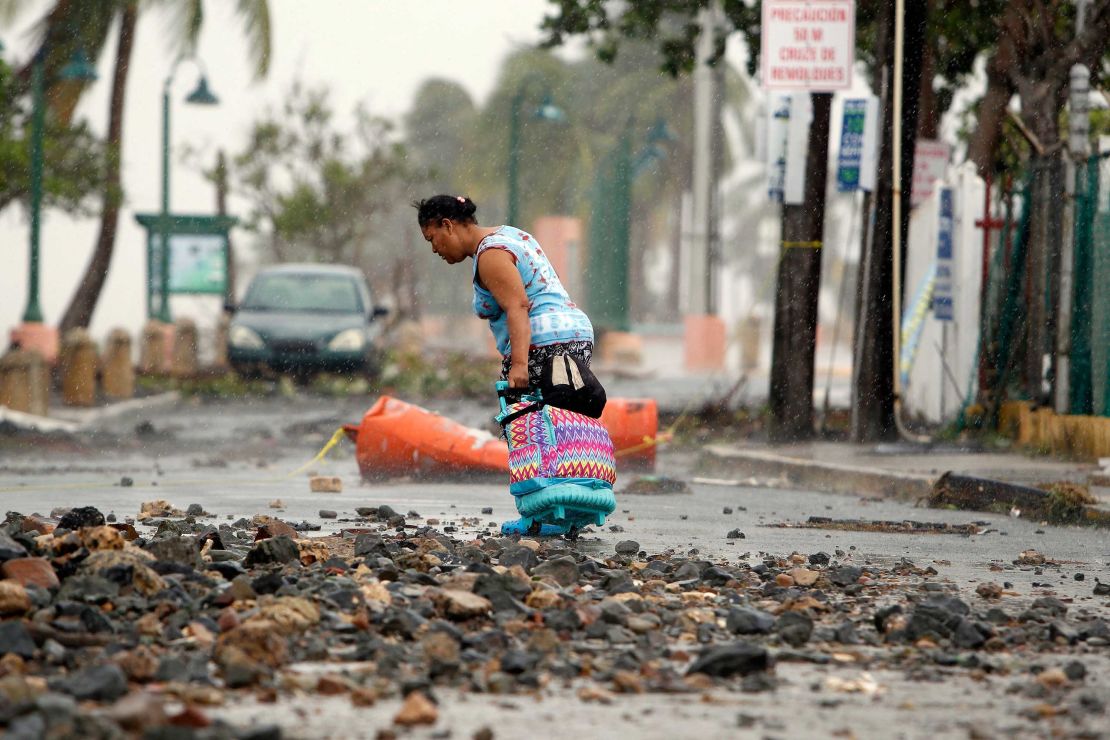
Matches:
[134,213,237,320]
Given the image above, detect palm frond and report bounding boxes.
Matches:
[148,0,202,61]
[235,0,271,79]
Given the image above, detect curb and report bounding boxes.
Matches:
[701,445,936,502]
[5,391,182,433]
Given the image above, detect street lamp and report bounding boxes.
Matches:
[155,57,218,323]
[23,47,99,324]
[587,117,675,332]
[507,81,565,226]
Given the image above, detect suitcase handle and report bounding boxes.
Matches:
[494,381,544,425]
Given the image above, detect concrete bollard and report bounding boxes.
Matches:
[101,329,134,399]
[59,328,98,407]
[139,321,168,375]
[212,314,230,370]
[172,319,199,378]
[0,349,49,416]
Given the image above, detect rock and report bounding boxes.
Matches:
[393,690,437,726]
[106,690,167,731]
[829,566,863,587]
[186,504,205,516]
[244,536,300,566]
[1016,549,1046,566]
[808,552,830,566]
[0,620,36,659]
[1037,667,1069,689]
[309,476,343,493]
[57,506,105,531]
[145,536,199,567]
[0,581,31,614]
[775,611,813,647]
[500,546,539,572]
[319,510,338,519]
[726,529,746,539]
[0,530,28,561]
[953,619,989,649]
[788,567,818,587]
[614,540,640,556]
[435,590,492,620]
[774,573,795,588]
[976,582,1003,599]
[52,664,128,702]
[0,562,46,597]
[1064,661,1087,681]
[354,534,387,557]
[481,507,494,515]
[421,631,461,668]
[1031,596,1068,617]
[256,519,298,540]
[686,643,771,677]
[722,507,733,515]
[532,556,579,587]
[702,566,737,586]
[726,607,775,635]
[499,649,539,675]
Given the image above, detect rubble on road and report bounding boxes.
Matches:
[0,501,1106,738]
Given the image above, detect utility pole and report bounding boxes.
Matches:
[850,0,929,442]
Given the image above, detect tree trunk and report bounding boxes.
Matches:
[769,93,832,442]
[850,0,929,442]
[966,3,1020,179]
[58,4,137,334]
[916,35,938,140]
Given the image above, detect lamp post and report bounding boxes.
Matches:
[23,48,98,325]
[155,58,218,323]
[507,81,565,226]
[587,117,674,332]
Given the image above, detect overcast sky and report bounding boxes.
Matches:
[1,0,559,341]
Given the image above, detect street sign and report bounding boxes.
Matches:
[766,95,791,202]
[836,98,867,191]
[911,139,950,207]
[934,186,954,321]
[784,92,812,204]
[134,213,237,318]
[761,0,855,91]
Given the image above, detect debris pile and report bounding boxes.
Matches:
[0,501,1106,737]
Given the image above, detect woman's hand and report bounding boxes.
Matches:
[507,363,530,389]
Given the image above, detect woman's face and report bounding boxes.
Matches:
[421,219,468,264]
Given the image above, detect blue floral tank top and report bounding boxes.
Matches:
[472,226,594,357]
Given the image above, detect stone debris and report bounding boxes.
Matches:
[309,476,343,493]
[0,501,1103,738]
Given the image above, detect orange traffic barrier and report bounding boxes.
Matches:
[345,396,508,479]
[345,395,661,479]
[601,398,659,468]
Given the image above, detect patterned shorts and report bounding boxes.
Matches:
[501,341,593,388]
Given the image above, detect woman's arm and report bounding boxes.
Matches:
[478,249,532,388]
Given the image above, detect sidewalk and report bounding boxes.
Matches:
[702,440,1109,507]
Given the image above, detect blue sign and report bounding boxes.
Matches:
[836,99,867,192]
[934,187,954,321]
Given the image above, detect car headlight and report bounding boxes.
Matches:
[229,325,264,349]
[328,328,366,351]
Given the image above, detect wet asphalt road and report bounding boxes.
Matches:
[2,394,1105,606]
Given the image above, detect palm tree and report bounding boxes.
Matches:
[2,0,272,334]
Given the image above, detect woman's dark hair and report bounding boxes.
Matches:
[414,195,478,227]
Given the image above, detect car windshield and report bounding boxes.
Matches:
[242,273,364,313]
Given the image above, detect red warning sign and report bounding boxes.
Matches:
[761,0,855,91]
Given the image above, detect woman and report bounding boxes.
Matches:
[415,195,614,536]
[414,194,595,393]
